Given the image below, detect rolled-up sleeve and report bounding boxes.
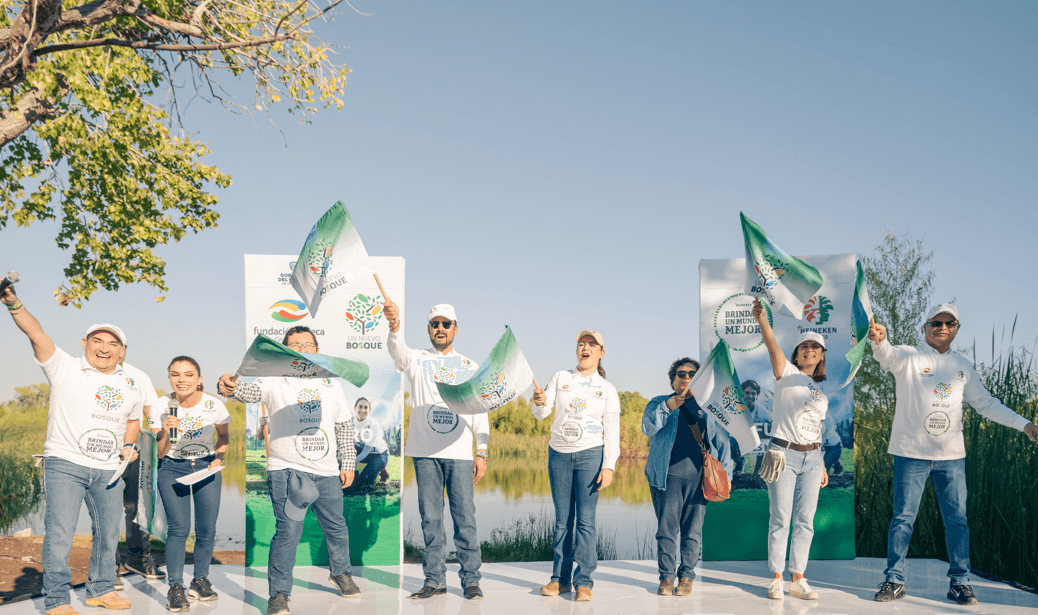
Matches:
[641,396,671,437]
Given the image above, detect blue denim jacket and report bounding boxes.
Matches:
[641,394,733,491]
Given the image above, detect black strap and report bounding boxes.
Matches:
[677,399,710,454]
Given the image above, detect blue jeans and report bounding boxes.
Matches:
[766,446,824,575]
[885,455,970,585]
[548,446,603,590]
[412,458,481,588]
[42,458,122,609]
[158,456,222,586]
[355,448,389,486]
[267,469,352,596]
[650,475,706,581]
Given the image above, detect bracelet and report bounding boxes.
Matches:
[122,442,139,452]
[6,301,23,311]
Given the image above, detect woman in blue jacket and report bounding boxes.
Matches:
[642,358,732,597]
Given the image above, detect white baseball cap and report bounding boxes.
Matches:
[925,303,960,323]
[576,329,605,347]
[796,331,826,350]
[85,323,127,346]
[428,304,457,322]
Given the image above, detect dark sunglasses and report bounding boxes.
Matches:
[429,321,454,330]
[676,370,697,379]
[928,320,958,329]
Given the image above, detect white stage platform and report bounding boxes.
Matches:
[2,559,1036,614]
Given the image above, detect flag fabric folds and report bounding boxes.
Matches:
[689,338,761,453]
[135,429,166,540]
[840,259,875,388]
[741,212,823,319]
[237,334,370,387]
[436,327,534,415]
[291,201,376,316]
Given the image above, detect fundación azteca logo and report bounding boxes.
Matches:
[270,299,308,322]
[344,293,384,334]
[803,295,833,324]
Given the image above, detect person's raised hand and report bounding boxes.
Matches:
[532,385,547,406]
[218,374,238,397]
[868,321,887,343]
[383,298,400,332]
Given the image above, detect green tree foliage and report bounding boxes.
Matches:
[854,227,936,559]
[0,0,354,305]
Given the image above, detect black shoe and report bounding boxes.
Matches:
[188,577,218,601]
[874,581,905,602]
[267,593,290,615]
[329,573,361,597]
[126,555,165,579]
[166,584,191,612]
[409,585,447,600]
[464,585,483,600]
[948,582,979,605]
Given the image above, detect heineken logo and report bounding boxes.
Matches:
[344,293,384,334]
[306,240,333,274]
[480,369,507,400]
[94,385,124,412]
[721,386,748,415]
[924,410,951,436]
[933,382,952,401]
[433,367,457,384]
[297,388,322,413]
[803,295,833,324]
[295,427,330,460]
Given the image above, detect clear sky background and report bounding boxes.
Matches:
[2,1,1037,401]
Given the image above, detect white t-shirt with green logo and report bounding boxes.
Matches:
[771,361,828,445]
[37,347,145,470]
[872,339,1030,460]
[256,377,350,476]
[389,331,489,460]
[355,415,388,458]
[532,370,621,471]
[151,394,232,460]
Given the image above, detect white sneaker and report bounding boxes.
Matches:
[789,577,819,600]
[767,577,785,600]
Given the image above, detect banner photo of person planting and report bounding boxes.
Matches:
[243,254,404,568]
[699,253,857,562]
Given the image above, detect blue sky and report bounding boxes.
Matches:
[3,1,1037,401]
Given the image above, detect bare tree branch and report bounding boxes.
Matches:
[33,32,294,57]
[0,82,60,144]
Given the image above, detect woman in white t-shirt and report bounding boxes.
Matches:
[752,299,829,602]
[150,356,232,611]
[530,330,621,603]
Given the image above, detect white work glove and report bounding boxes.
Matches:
[757,449,786,483]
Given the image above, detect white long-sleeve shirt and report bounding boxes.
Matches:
[871,339,1030,460]
[355,415,389,460]
[532,369,621,470]
[389,330,489,460]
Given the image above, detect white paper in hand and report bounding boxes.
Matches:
[175,466,224,486]
[107,454,131,486]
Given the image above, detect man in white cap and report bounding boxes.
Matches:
[1,285,143,615]
[218,325,358,615]
[382,299,489,600]
[869,303,1038,605]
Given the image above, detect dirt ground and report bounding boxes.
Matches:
[0,536,244,604]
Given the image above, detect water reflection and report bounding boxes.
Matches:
[0,451,42,534]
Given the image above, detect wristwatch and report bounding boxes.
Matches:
[215,453,225,461]
[475,450,489,460]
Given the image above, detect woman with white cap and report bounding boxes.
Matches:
[530,330,621,603]
[751,298,829,602]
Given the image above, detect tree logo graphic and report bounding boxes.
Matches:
[754,254,788,289]
[803,295,834,324]
[180,416,204,440]
[94,385,124,412]
[933,382,952,401]
[569,397,588,416]
[306,240,333,274]
[205,400,216,411]
[433,367,457,384]
[296,388,322,413]
[290,358,318,376]
[480,369,506,400]
[721,386,748,415]
[344,293,384,334]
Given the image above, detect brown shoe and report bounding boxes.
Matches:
[575,587,593,602]
[46,606,80,615]
[675,577,694,596]
[84,592,131,610]
[540,581,572,596]
[656,579,674,595]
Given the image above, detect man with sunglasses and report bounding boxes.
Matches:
[383,300,489,601]
[868,303,1038,606]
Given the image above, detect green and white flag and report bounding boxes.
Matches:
[741,212,823,319]
[135,429,166,540]
[237,334,370,387]
[840,259,874,388]
[689,338,760,453]
[291,201,375,316]
[436,327,534,415]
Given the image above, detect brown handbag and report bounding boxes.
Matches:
[680,404,731,502]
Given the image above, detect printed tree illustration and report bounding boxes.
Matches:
[803,295,834,324]
[480,370,506,400]
[307,240,334,274]
[344,294,384,334]
[94,385,123,412]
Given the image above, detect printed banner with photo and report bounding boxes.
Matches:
[699,254,856,561]
[244,254,404,567]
